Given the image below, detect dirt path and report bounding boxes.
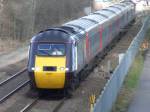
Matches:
[0,47,28,69]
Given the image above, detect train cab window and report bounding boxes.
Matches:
[37,44,65,56]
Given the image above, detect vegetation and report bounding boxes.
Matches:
[0,0,91,41]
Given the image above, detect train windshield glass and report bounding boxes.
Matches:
[37,44,65,56]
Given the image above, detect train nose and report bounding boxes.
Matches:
[34,56,66,89]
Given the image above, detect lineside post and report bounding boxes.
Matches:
[90,94,96,112]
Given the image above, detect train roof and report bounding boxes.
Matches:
[63,1,134,32]
[81,14,107,23]
[31,28,75,43]
[64,18,96,30]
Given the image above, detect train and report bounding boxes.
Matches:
[27,1,136,96]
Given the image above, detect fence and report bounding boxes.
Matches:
[94,16,150,112]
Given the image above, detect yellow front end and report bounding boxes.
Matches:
[34,56,66,89]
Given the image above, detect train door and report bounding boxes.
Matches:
[72,42,77,72]
[77,39,85,71]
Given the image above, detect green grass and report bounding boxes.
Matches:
[112,52,144,112]
[146,32,150,43]
[125,53,144,90]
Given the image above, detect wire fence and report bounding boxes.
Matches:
[93,16,150,112]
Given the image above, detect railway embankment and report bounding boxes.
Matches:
[0,47,27,84]
[112,24,150,112]
[0,47,28,69]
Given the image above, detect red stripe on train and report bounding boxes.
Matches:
[99,26,103,50]
[86,32,90,61]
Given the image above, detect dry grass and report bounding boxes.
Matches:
[0,38,23,54]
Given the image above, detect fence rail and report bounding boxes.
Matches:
[94,16,150,112]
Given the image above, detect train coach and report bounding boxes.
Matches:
[27,1,135,96]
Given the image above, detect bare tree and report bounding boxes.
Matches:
[0,0,91,41]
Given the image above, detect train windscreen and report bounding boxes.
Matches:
[37,44,65,56]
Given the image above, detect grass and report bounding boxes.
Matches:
[125,53,144,90]
[112,52,144,112]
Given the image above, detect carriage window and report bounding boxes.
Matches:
[37,44,65,56]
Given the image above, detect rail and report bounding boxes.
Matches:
[0,80,30,103]
[20,97,66,112]
[20,98,39,112]
[0,67,27,86]
[93,16,150,112]
[0,68,29,103]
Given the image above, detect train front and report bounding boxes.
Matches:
[27,28,74,91]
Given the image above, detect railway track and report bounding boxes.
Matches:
[0,67,67,112]
[0,68,29,103]
[52,98,66,112]
[20,97,39,112]
[20,97,66,112]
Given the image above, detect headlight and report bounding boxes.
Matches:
[65,68,69,71]
[32,67,40,71]
[59,67,69,71]
[31,67,35,71]
[59,67,65,71]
